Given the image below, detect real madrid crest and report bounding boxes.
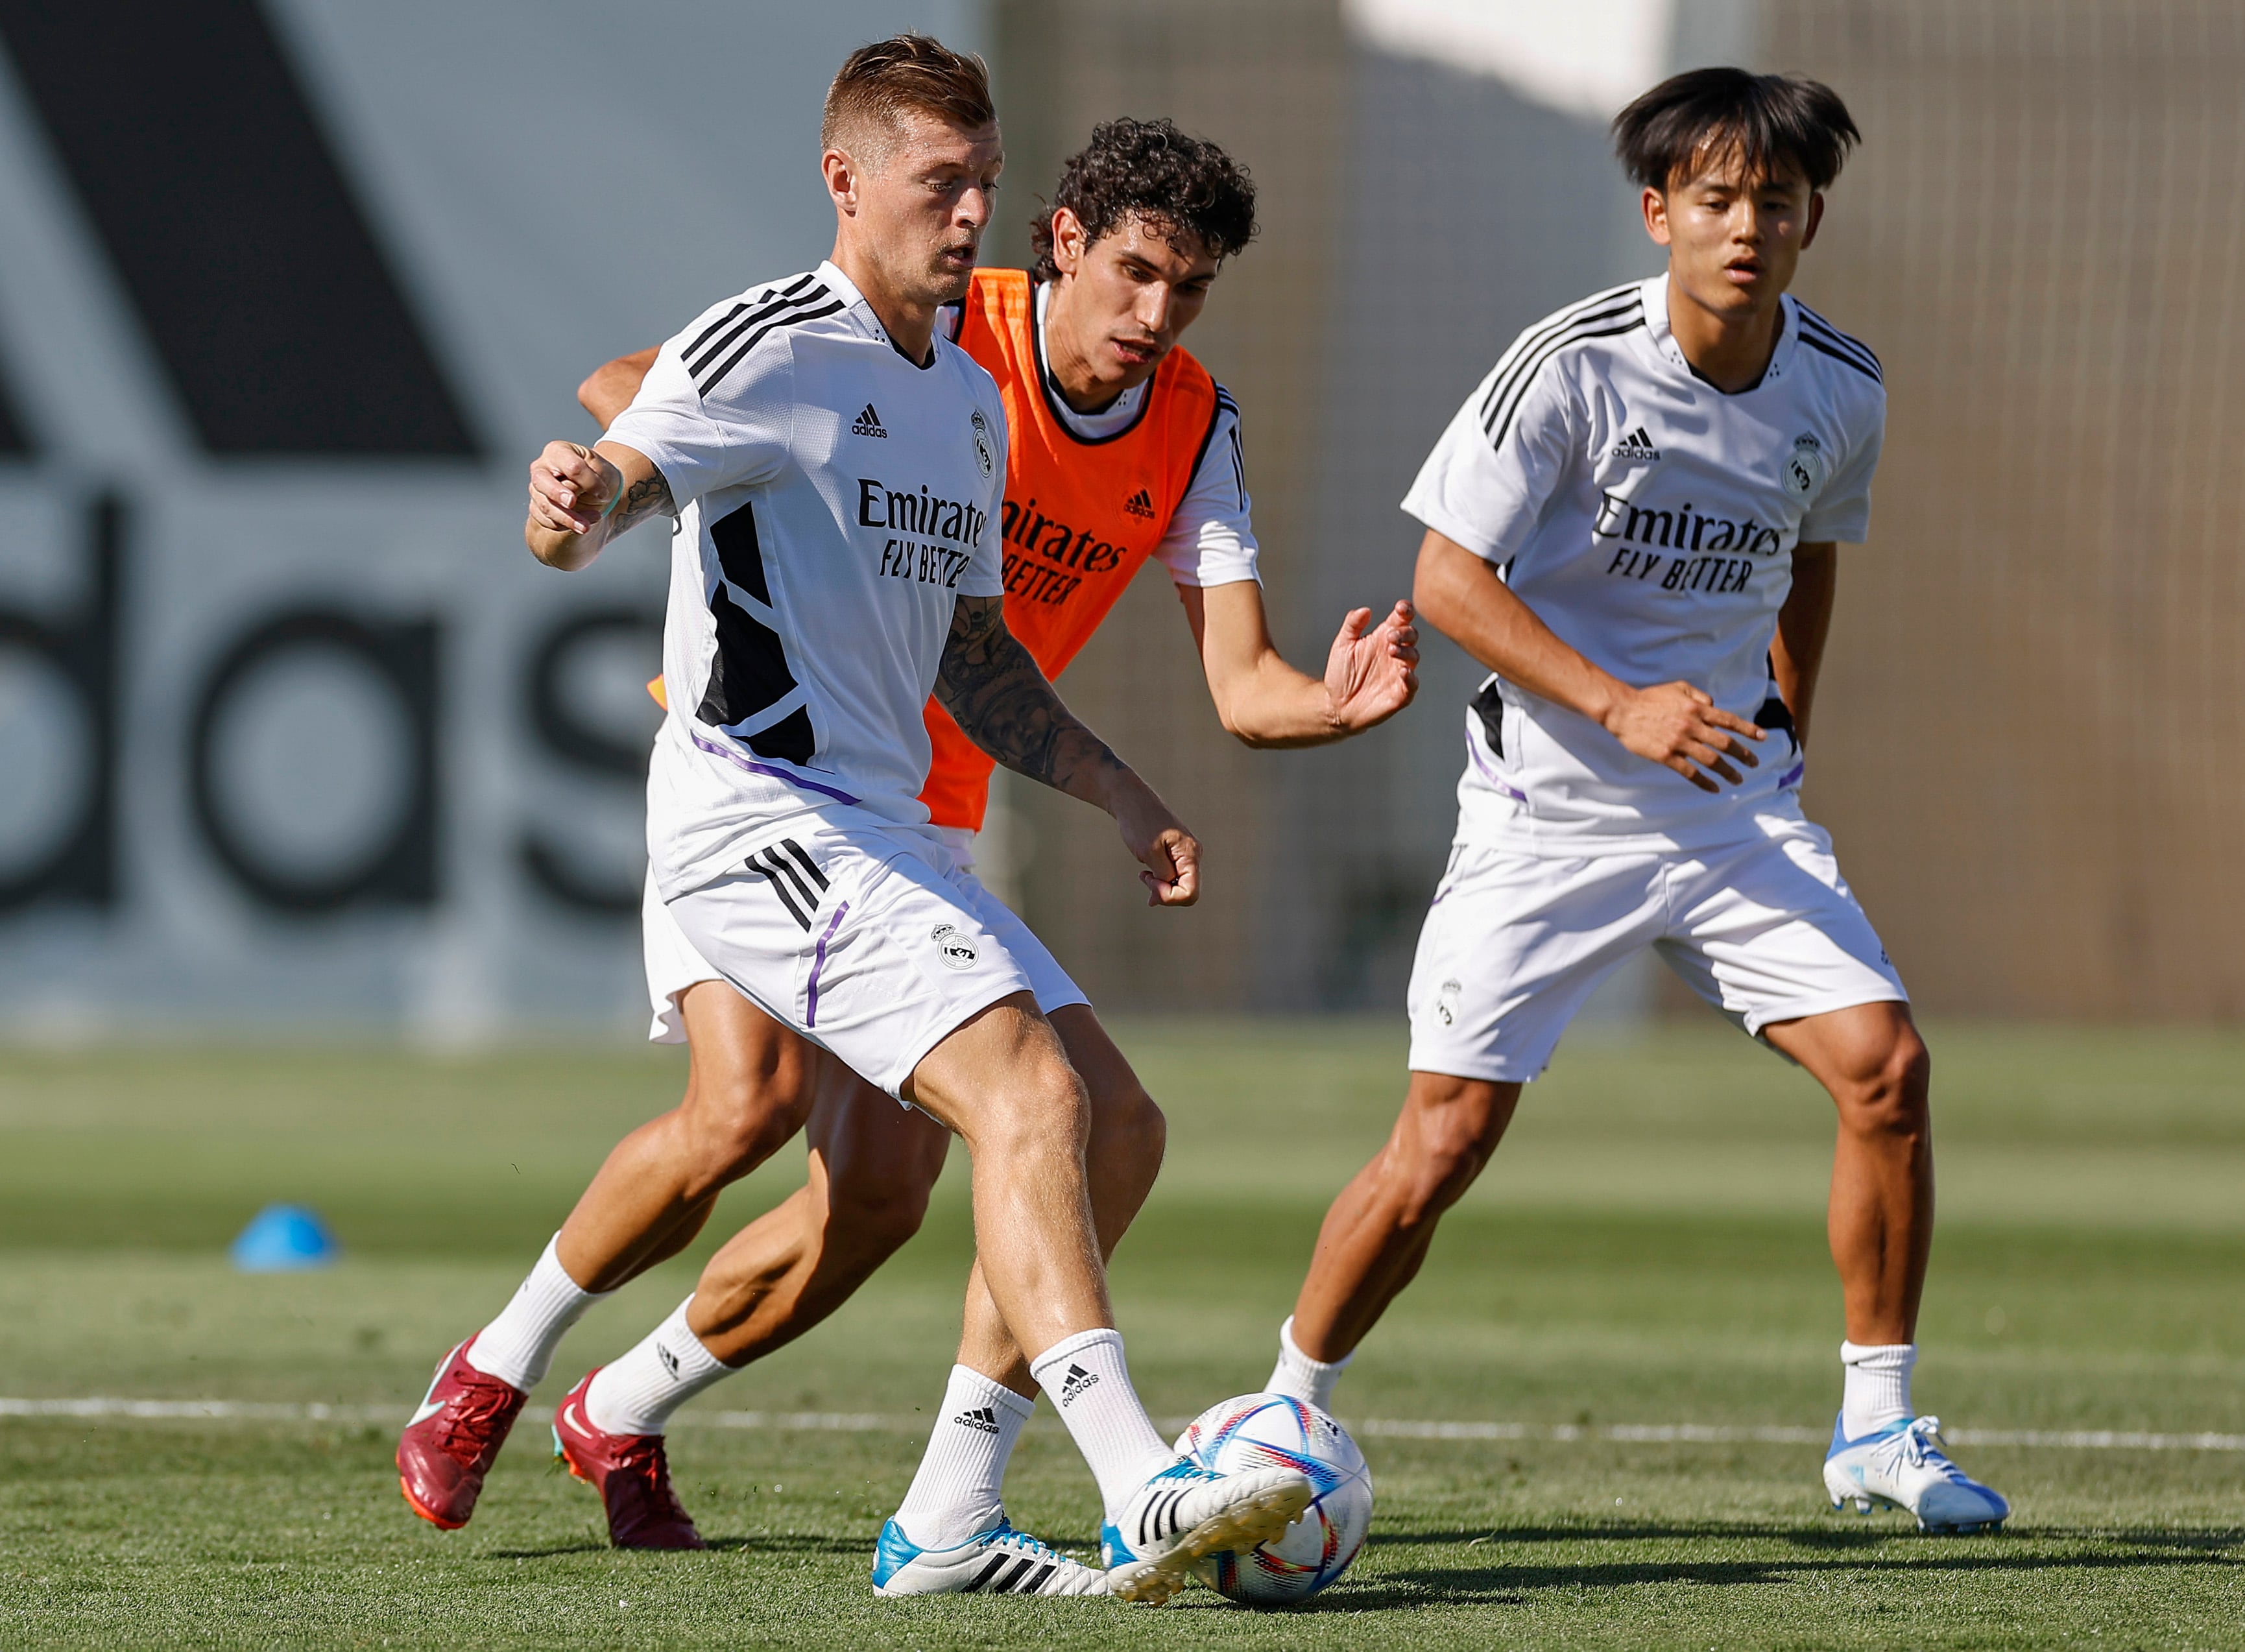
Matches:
[1784,433,1829,498]
[970,409,994,480]
[930,922,978,970]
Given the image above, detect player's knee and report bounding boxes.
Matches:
[823,1158,934,1257]
[978,1059,1092,1163]
[1394,1114,1498,1226]
[1838,1027,1932,1140]
[1092,1077,1166,1184]
[678,1066,817,1195]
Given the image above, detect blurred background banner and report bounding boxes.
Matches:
[1,0,2238,1037]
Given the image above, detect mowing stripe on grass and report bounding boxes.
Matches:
[6,1396,2242,1454]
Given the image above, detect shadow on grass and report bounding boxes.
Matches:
[1311,1526,2245,1607]
[1375,1521,2245,1553]
[482,1533,876,1561]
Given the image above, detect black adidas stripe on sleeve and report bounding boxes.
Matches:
[1476,284,1642,432]
[1480,296,1646,451]
[691,284,842,396]
[1794,305,1883,383]
[683,272,819,364]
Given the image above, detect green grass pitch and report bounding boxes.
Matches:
[3,1019,2242,1647]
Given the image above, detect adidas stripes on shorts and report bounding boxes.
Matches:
[652,813,1085,1097]
[1406,809,1908,1083]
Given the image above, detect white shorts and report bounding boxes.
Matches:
[1407,813,1907,1083]
[643,826,989,1042]
[651,817,1085,1097]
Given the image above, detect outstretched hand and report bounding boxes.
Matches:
[1324,599,1419,734]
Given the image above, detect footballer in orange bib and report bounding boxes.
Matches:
[438,117,1417,1583]
[920,265,1226,830]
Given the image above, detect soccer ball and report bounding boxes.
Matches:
[1172,1393,1373,1607]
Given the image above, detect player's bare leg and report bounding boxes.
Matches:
[1276,1071,1521,1403]
[397,981,821,1531]
[1760,999,1933,1347]
[557,982,821,1292]
[682,1068,953,1364]
[874,1008,1164,1594]
[948,1005,1167,1389]
[903,993,1308,1601]
[1762,1001,2000,1529]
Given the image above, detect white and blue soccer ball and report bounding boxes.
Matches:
[1173,1393,1373,1607]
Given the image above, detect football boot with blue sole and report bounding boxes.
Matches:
[1823,1413,2010,1533]
[871,1515,1107,1596]
[1101,1457,1314,1605]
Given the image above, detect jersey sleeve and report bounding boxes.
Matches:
[1154,390,1261,588]
[1400,352,1577,565]
[602,324,793,505]
[1798,387,1886,544]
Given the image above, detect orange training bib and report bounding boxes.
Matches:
[920,269,1222,831]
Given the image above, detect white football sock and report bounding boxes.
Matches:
[1264,1315,1352,1411]
[891,1365,1036,1548]
[584,1298,732,1435]
[1028,1328,1175,1519]
[464,1234,608,1391]
[1840,1340,1917,1437]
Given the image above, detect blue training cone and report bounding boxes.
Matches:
[230,1204,340,1271]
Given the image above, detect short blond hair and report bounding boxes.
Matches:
[822,34,996,167]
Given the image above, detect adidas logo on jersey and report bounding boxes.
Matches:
[1611,425,1661,461]
[852,403,889,439]
[954,1406,1002,1435]
[1057,1363,1099,1407]
[1123,486,1156,520]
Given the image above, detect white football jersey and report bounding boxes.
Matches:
[1402,273,1886,854]
[606,260,1008,898]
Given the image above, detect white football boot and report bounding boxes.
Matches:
[1823,1414,2010,1533]
[871,1515,1108,1597]
[1101,1457,1314,1605]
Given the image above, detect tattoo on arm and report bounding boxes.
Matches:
[609,472,675,538]
[935,595,1127,798]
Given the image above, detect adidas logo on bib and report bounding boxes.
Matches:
[1611,425,1660,461]
[852,403,888,438]
[1123,486,1156,520]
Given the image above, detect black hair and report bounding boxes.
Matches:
[1613,68,1859,193]
[1030,117,1258,281]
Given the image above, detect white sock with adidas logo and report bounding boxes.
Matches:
[891,1365,1036,1548]
[582,1297,731,1436]
[1028,1328,1176,1521]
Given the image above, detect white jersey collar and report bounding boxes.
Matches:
[815,258,941,367]
[1640,272,1801,391]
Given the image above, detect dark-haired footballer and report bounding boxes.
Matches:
[1259,69,2008,1533]
[399,109,1417,1594]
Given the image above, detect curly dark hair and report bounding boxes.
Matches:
[1029,117,1258,281]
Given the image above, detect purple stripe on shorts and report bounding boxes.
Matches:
[1779,760,1805,788]
[690,732,859,806]
[1465,731,1528,803]
[804,900,850,1028]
